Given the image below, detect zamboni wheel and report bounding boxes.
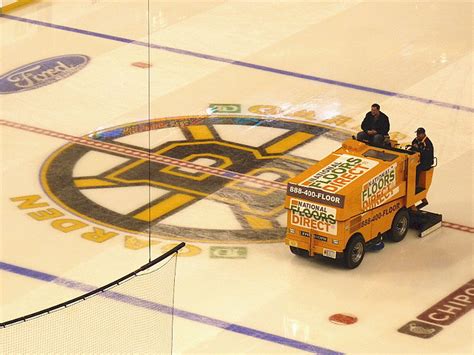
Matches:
[344,235,365,269]
[388,209,410,242]
[290,246,309,257]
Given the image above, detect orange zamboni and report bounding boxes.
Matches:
[285,138,442,269]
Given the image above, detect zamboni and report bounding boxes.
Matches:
[284,138,442,269]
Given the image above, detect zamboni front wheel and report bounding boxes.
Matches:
[388,209,409,242]
[290,246,309,257]
[344,235,365,269]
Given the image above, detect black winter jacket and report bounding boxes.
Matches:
[361,111,390,136]
[411,136,434,167]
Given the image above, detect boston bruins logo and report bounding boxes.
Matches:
[40,115,349,243]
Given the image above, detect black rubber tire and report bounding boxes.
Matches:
[388,209,410,242]
[290,246,309,257]
[344,235,365,269]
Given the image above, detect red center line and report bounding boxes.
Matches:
[441,222,474,234]
[2,119,472,234]
[0,119,285,189]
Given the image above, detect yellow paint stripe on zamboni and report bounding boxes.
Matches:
[134,193,195,221]
[265,132,314,154]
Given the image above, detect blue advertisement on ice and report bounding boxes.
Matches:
[0,54,90,94]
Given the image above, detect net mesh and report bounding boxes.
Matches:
[1,251,179,354]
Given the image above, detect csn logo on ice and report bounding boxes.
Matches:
[0,54,90,94]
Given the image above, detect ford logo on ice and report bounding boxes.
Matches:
[0,54,90,94]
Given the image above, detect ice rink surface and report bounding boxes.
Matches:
[1,1,473,354]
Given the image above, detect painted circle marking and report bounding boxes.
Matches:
[329,313,358,325]
[40,115,349,243]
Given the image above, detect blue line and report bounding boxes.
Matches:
[0,262,342,354]
[1,13,472,113]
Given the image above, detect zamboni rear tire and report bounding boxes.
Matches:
[388,209,409,242]
[344,235,365,269]
[290,246,309,257]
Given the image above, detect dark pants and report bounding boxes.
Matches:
[356,131,384,146]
